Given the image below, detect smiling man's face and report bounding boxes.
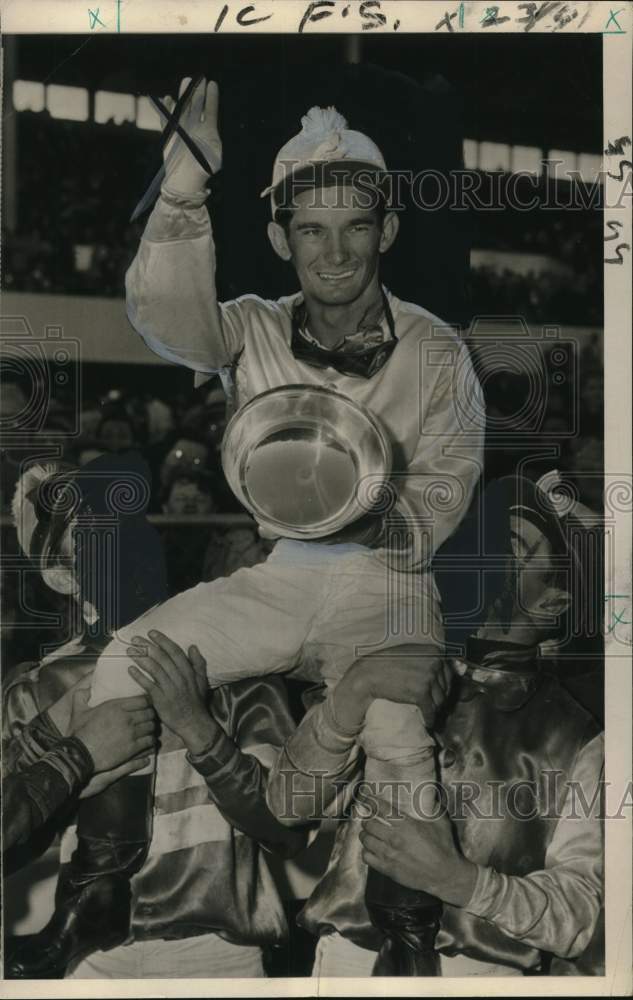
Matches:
[269,184,397,309]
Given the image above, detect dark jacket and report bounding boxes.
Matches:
[267,663,603,973]
[3,640,308,945]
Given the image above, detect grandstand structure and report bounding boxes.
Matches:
[3,32,602,323]
[1,30,604,667]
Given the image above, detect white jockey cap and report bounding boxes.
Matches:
[260,106,387,216]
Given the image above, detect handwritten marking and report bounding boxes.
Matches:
[552,5,578,30]
[605,242,631,264]
[236,4,273,25]
[214,3,229,31]
[605,220,623,241]
[605,136,631,156]
[517,1,563,32]
[481,6,511,27]
[606,159,633,182]
[435,9,458,31]
[604,7,626,33]
[299,1,336,33]
[605,596,632,638]
[116,0,121,31]
[360,1,387,30]
[130,77,209,222]
[459,2,465,28]
[151,91,214,175]
[204,1,399,34]
[576,6,591,29]
[606,609,632,634]
[88,7,106,28]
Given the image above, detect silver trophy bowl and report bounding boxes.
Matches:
[222,384,392,540]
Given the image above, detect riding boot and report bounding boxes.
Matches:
[5,772,153,979]
[366,868,441,976]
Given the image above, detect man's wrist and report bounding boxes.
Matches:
[42,736,95,789]
[181,713,221,755]
[161,183,209,209]
[333,666,373,730]
[437,857,479,908]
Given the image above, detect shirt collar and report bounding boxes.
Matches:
[293,288,391,355]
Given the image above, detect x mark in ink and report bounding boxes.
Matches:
[130,76,215,222]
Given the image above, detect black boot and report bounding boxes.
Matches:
[6,772,153,979]
[366,869,441,976]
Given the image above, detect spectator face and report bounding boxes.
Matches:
[98,418,135,453]
[164,478,215,516]
[160,439,210,485]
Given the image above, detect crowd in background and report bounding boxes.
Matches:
[1,327,604,676]
[3,112,602,326]
[469,263,601,327]
[3,113,146,297]
[1,372,261,672]
[1,98,604,685]
[0,37,608,981]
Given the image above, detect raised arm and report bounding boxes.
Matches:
[125,78,244,373]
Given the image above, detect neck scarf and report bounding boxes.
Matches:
[291,288,397,379]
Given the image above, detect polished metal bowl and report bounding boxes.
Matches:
[222,384,392,539]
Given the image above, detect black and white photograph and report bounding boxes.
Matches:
[0,1,631,993]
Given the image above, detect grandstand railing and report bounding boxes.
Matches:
[0,514,254,528]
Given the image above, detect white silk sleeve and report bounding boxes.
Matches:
[125,189,244,373]
[392,337,485,569]
[464,733,604,959]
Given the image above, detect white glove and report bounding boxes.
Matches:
[160,77,222,197]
